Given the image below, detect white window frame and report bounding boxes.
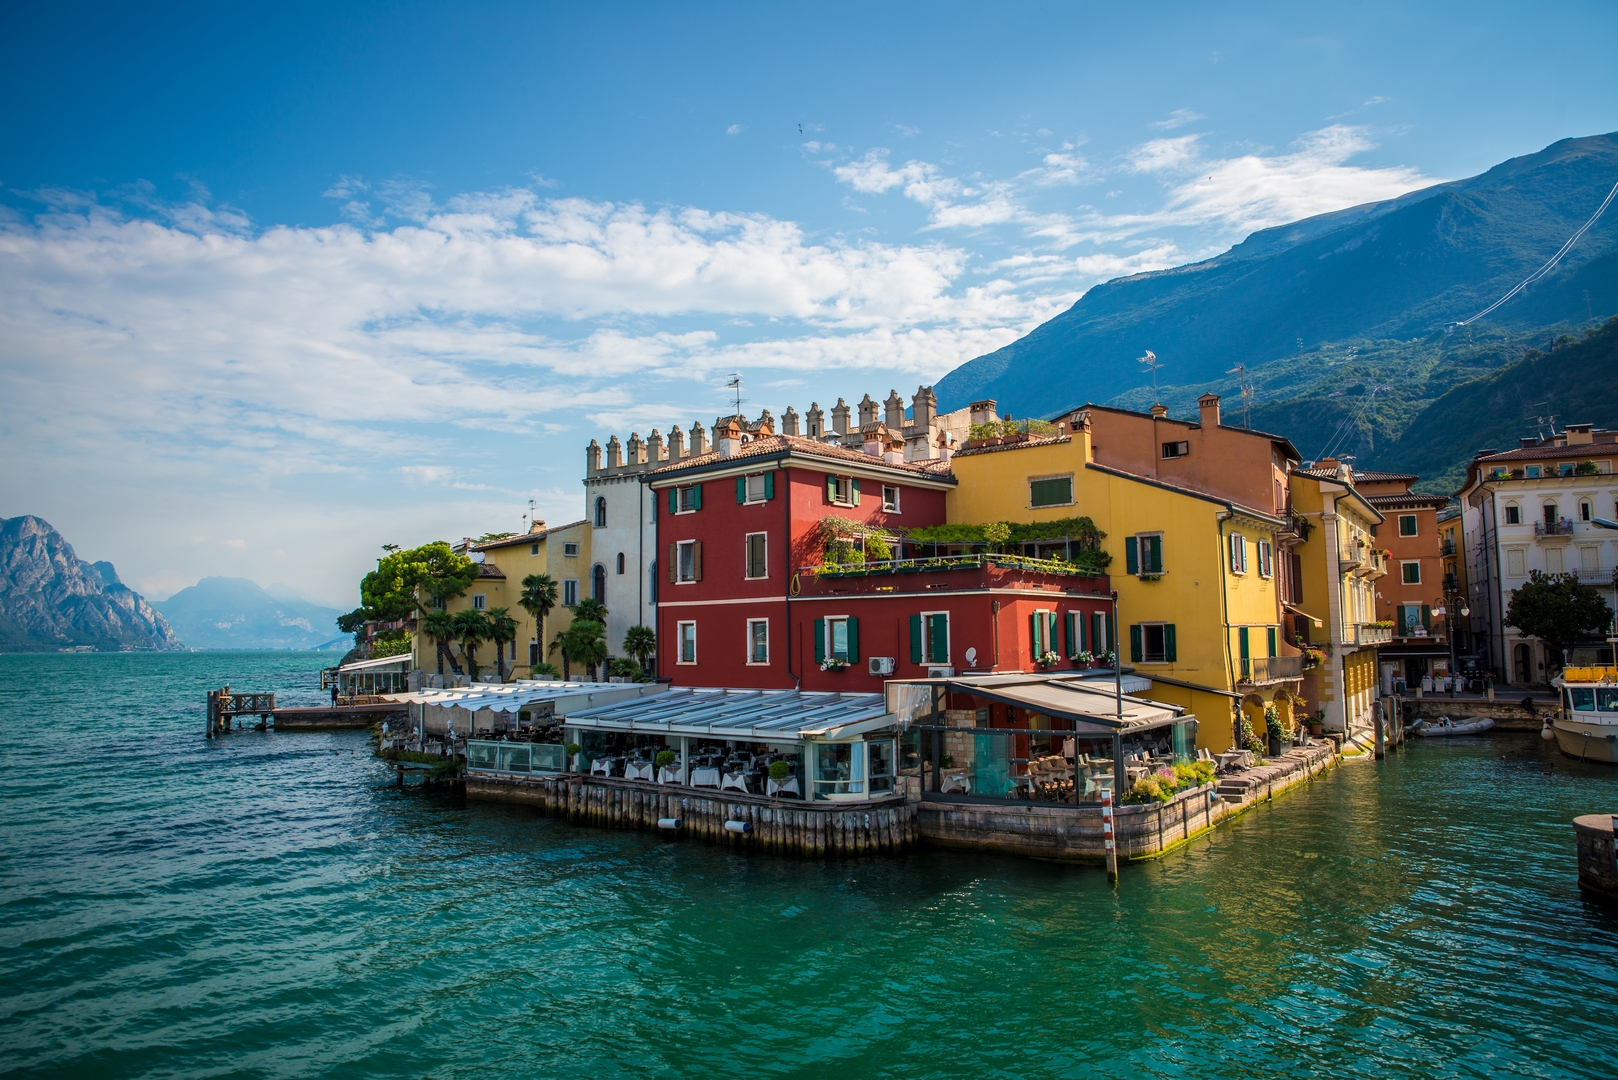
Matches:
[1398,514,1418,537]
[746,618,769,665]
[472,593,487,610]
[677,620,697,664]
[1028,473,1075,509]
[745,473,768,504]
[1503,503,1520,525]
[678,485,700,513]
[1401,560,1422,585]
[563,542,580,557]
[563,579,579,607]
[882,485,902,513]
[677,540,698,584]
[1229,532,1248,575]
[921,610,950,665]
[1257,539,1273,579]
[824,615,852,662]
[744,532,768,580]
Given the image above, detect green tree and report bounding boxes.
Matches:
[486,607,518,683]
[359,541,477,622]
[1505,570,1614,673]
[336,608,369,645]
[420,611,462,676]
[453,609,493,682]
[548,628,571,680]
[561,619,610,681]
[518,573,559,664]
[574,596,609,624]
[623,624,657,674]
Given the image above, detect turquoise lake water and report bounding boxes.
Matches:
[2,651,1616,1078]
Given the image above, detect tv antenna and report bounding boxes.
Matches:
[1225,363,1255,429]
[1138,350,1163,405]
[724,373,746,419]
[1525,401,1558,443]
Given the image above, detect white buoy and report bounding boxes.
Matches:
[657,817,683,830]
[1542,717,1556,742]
[724,820,752,834]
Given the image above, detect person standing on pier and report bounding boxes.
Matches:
[330,681,339,706]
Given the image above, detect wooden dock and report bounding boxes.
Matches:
[207,687,406,736]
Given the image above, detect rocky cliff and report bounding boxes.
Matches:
[0,515,184,651]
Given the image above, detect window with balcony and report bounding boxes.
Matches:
[1130,622,1176,664]
[1399,514,1418,536]
[1029,474,1073,508]
[1401,561,1421,585]
[1543,503,1558,527]
[677,621,697,664]
[745,532,768,579]
[747,618,769,665]
[1162,441,1189,458]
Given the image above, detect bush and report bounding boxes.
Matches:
[655,749,676,768]
[531,662,560,678]
[1174,760,1214,787]
[1131,776,1172,803]
[769,760,791,780]
[564,742,581,755]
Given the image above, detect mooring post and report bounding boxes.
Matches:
[1375,700,1387,759]
[1102,787,1118,884]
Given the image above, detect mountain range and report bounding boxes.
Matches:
[0,515,182,652]
[154,577,344,651]
[934,131,1618,490]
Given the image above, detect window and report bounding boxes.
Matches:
[616,552,626,575]
[737,472,775,504]
[1126,533,1164,576]
[1029,474,1073,508]
[1401,561,1421,585]
[1544,503,1559,526]
[1397,604,1431,636]
[813,616,859,664]
[909,612,950,665]
[673,485,702,513]
[592,563,606,601]
[882,485,901,512]
[868,739,895,794]
[1546,546,1564,574]
[673,540,702,583]
[1580,499,1593,522]
[1162,441,1189,459]
[1399,514,1418,536]
[594,496,607,528]
[745,532,768,579]
[563,579,579,607]
[472,593,487,610]
[1558,463,1574,477]
[1257,539,1273,578]
[1504,504,1520,525]
[1228,533,1248,574]
[1506,549,1525,577]
[747,618,769,664]
[529,642,541,667]
[563,542,580,557]
[1028,609,1059,661]
[1526,466,1542,478]
[677,621,697,664]
[1129,622,1177,664]
[827,475,857,506]
[531,542,540,556]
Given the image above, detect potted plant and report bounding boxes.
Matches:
[820,657,849,672]
[1036,649,1061,668]
[655,749,676,771]
[1306,710,1325,737]
[565,742,582,771]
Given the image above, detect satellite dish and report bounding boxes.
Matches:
[965,647,978,666]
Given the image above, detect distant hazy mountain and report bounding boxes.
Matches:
[935,133,1618,428]
[154,576,343,650]
[0,515,183,652]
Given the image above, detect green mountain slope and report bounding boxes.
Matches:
[935,132,1618,418]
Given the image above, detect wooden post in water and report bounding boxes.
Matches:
[1375,699,1387,759]
[1102,787,1118,884]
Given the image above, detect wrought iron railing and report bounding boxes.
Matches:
[1534,520,1574,537]
[1240,655,1305,683]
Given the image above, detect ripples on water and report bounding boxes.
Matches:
[2,652,1615,1078]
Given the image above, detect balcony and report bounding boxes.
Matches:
[796,553,1105,597]
[1443,575,1459,593]
[1353,623,1393,646]
[1238,654,1306,685]
[1534,519,1574,541]
[1440,538,1456,556]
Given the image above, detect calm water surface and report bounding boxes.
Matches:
[2,652,1616,1078]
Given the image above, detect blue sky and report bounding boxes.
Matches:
[2,1,1615,608]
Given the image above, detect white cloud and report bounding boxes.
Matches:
[1125,134,1204,174]
[726,124,742,135]
[1150,109,1205,130]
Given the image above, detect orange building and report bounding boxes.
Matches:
[1348,468,1450,687]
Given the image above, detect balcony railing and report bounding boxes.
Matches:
[1534,520,1574,538]
[804,553,1104,580]
[1354,623,1393,646]
[1443,574,1459,593]
[1440,539,1456,556]
[1239,655,1305,684]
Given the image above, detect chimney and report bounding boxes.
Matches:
[1150,404,1169,419]
[626,432,645,466]
[858,393,879,428]
[715,417,742,458]
[586,439,602,477]
[1519,437,1538,449]
[1197,393,1221,428]
[1318,457,1339,470]
[831,398,851,437]
[529,518,546,534]
[605,435,624,470]
[781,406,800,436]
[910,386,936,434]
[1567,423,1594,445]
[969,399,998,428]
[805,402,824,438]
[647,429,665,462]
[936,429,955,465]
[885,389,905,431]
[862,421,884,458]
[668,426,686,459]
[689,422,708,456]
[755,409,775,436]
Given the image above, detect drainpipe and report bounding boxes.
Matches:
[1216,508,1238,747]
[784,467,798,689]
[991,599,1001,670]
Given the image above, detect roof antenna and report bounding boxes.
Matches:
[1225,363,1254,429]
[725,373,745,419]
[1138,350,1162,405]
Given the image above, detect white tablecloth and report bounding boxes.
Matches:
[721,772,751,793]
[766,776,800,797]
[624,761,654,781]
[590,759,612,777]
[690,767,721,788]
[657,766,682,785]
[940,770,971,794]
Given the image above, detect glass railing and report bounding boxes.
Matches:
[465,740,567,775]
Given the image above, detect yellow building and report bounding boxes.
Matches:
[946,412,1300,754]
[1289,462,1388,735]
[411,519,592,683]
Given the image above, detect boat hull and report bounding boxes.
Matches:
[1552,719,1618,764]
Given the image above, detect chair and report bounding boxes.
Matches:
[940,770,971,794]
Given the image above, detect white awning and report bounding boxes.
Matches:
[338,653,413,673]
[564,687,894,744]
[400,679,667,715]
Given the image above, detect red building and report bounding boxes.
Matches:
[650,417,1115,692]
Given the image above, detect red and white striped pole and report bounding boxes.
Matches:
[1102,786,1118,884]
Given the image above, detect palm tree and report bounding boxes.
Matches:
[623,624,656,675]
[574,596,609,624]
[486,607,518,683]
[567,619,610,682]
[548,628,572,680]
[420,610,461,676]
[453,608,492,682]
[518,573,559,667]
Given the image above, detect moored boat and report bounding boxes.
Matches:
[1417,715,1495,737]
[1552,667,1618,764]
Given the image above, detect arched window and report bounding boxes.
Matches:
[616,552,626,575]
[591,563,606,602]
[594,496,607,528]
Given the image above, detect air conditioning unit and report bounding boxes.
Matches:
[926,665,954,678]
[868,656,896,676]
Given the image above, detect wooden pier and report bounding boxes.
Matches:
[207,687,407,736]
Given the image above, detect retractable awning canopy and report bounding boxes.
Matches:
[564,687,893,743]
[888,671,1183,735]
[338,653,414,672]
[395,679,667,714]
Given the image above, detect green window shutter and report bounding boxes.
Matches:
[929,613,949,663]
[846,617,859,662]
[813,618,825,664]
[764,471,775,499]
[1267,627,1277,656]
[1030,613,1041,659]
[1092,612,1103,654]
[851,478,861,506]
[1129,624,1143,663]
[736,476,747,504]
[1064,612,1076,657]
[668,488,678,515]
[826,475,836,503]
[909,615,923,664]
[1165,624,1177,663]
[1047,613,1060,657]
[1148,535,1163,573]
[1126,536,1139,575]
[691,484,702,510]
[1422,605,1432,631]
[1238,627,1250,660]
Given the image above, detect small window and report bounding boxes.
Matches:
[882,485,901,512]
[1526,465,1541,478]
[472,593,487,610]
[1029,475,1073,508]
[1399,514,1418,537]
[1580,545,1600,573]
[747,618,769,665]
[826,616,852,661]
[1162,441,1189,458]
[1506,549,1525,576]
[828,475,855,506]
[531,542,540,556]
[1136,623,1173,664]
[1558,463,1574,477]
[745,532,768,579]
[677,540,699,583]
[1401,561,1421,585]
[679,485,701,513]
[1580,499,1593,522]
[563,542,580,557]
[1229,533,1248,574]
[677,621,697,664]
[563,579,579,607]
[745,473,768,503]
[1127,533,1164,575]
[1504,504,1521,525]
[1257,539,1273,578]
[594,496,607,528]
[914,611,949,664]
[616,552,626,574]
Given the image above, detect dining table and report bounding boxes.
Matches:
[623,760,654,782]
[720,771,752,793]
[690,766,721,789]
[766,776,800,798]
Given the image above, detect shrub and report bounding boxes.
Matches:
[769,760,791,780]
[1131,776,1172,803]
[1175,760,1214,787]
[655,749,676,768]
[564,742,581,755]
[531,662,561,678]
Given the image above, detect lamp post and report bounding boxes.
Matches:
[1433,590,1471,695]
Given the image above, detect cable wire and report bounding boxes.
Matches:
[1456,179,1618,327]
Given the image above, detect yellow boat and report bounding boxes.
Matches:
[1552,667,1618,764]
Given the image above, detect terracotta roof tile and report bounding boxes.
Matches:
[1295,468,1418,483]
[647,434,955,480]
[1477,443,1618,463]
